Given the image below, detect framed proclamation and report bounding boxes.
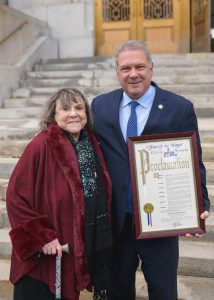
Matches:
[128,132,206,239]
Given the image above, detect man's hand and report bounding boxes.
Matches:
[200,210,210,220]
[185,210,210,238]
[42,239,62,257]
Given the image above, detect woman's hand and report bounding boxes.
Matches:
[42,239,62,257]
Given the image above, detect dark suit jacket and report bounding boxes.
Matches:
[91,82,210,235]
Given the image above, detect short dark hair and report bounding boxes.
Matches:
[115,40,152,67]
[39,88,92,130]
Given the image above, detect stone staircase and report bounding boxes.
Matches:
[0,53,214,300]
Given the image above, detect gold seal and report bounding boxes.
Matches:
[143,203,154,213]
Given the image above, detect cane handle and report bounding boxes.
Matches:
[61,243,69,254]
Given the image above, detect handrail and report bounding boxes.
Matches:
[0,21,28,45]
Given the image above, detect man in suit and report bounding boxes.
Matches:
[91,40,210,300]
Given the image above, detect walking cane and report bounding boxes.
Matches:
[55,243,70,300]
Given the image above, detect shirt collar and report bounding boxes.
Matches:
[121,85,155,109]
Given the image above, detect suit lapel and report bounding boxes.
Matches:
[143,85,167,135]
[111,89,128,157]
[110,86,167,154]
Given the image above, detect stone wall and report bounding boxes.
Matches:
[0,4,57,106]
[0,4,48,64]
[8,0,95,58]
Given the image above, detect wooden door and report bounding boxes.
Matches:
[191,0,211,52]
[94,0,190,55]
[94,0,134,56]
[138,0,190,53]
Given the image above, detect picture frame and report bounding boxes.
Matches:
[128,132,205,239]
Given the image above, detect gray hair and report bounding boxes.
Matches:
[39,87,92,130]
[115,40,152,67]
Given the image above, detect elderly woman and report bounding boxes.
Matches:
[6,88,112,300]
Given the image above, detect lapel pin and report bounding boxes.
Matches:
[158,104,163,110]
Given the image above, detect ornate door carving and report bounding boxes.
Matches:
[139,0,189,53]
[94,0,133,56]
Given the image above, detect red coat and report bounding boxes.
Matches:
[6,122,112,300]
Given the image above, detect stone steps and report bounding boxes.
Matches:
[0,150,213,182]
[202,143,214,161]
[1,103,214,120]
[34,61,111,72]
[0,276,214,300]
[25,77,214,91]
[0,119,39,140]
[178,240,214,278]
[28,86,112,97]
[0,117,213,141]
[0,140,28,157]
[3,94,214,119]
[27,84,214,97]
[207,185,214,204]
[35,52,214,64]
[39,55,112,65]
[0,107,41,119]
[0,259,10,279]
[0,53,213,295]
[0,179,8,202]
[1,214,214,273]
[0,176,200,207]
[3,94,214,108]
[0,200,10,228]
[15,84,213,100]
[195,107,214,118]
[27,70,214,82]
[3,96,48,108]
[32,65,214,76]
[196,118,214,142]
[0,228,11,258]
[0,116,212,133]
[0,158,19,179]
[1,106,213,120]
[0,213,214,299]
[204,162,214,185]
[26,54,214,99]
[1,272,214,300]
[0,139,212,159]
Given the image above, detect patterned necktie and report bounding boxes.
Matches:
[126,101,139,213]
[126,101,139,140]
